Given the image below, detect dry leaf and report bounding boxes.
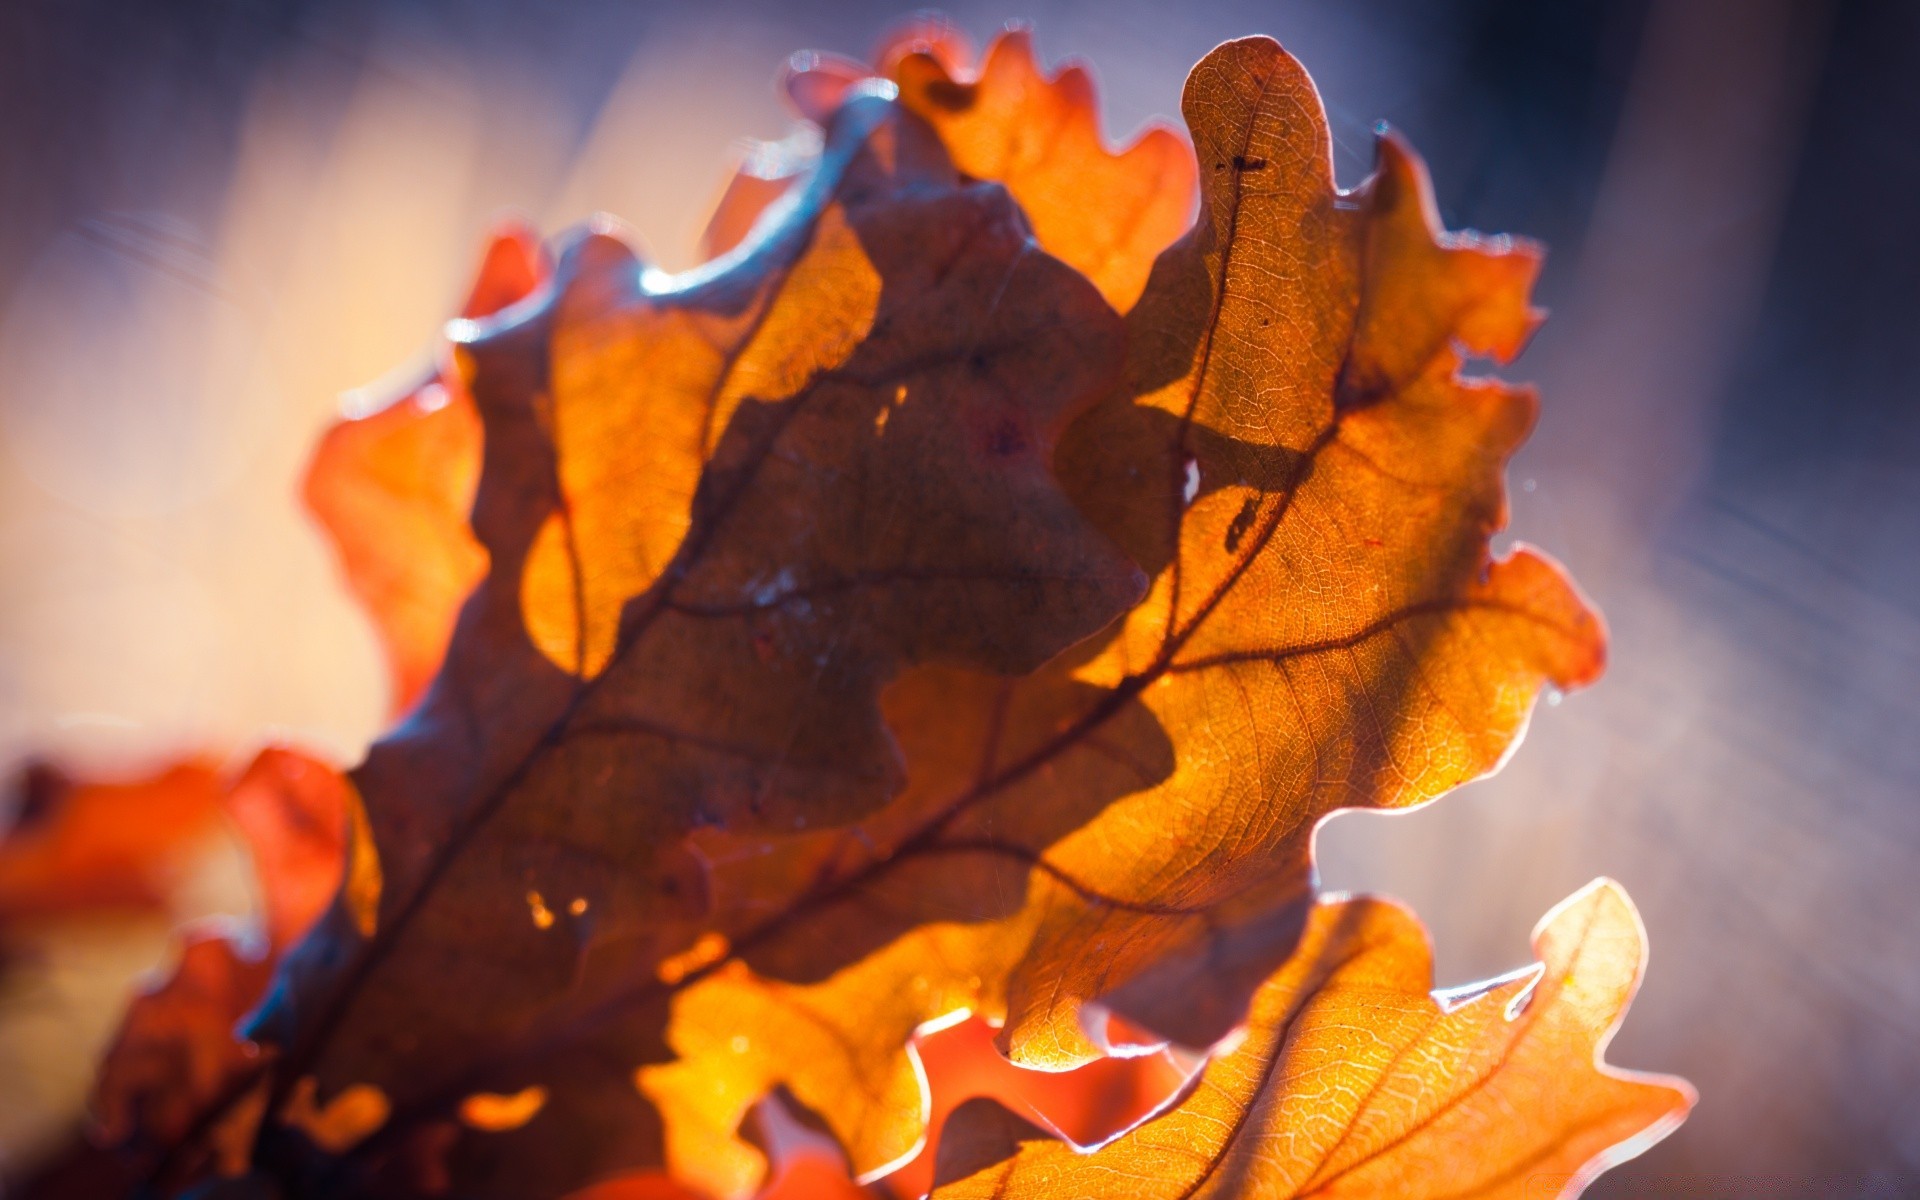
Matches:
[0,759,222,923]
[929,880,1694,1199]
[647,36,1601,1188]
[778,25,1197,312]
[90,749,351,1164]
[302,225,544,716]
[12,25,1691,1200]
[244,90,1138,1199]
[888,1013,1193,1200]
[888,26,1196,311]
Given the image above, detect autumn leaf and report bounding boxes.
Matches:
[302,224,545,717]
[313,25,1195,728]
[8,23,1690,1200]
[0,759,223,923]
[643,35,1601,1189]
[778,24,1198,312]
[239,88,1140,1200]
[90,749,351,1163]
[929,880,1694,1199]
[887,25,1197,311]
[887,1013,1193,1200]
[994,38,1595,1062]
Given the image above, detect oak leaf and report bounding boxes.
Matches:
[302,225,544,716]
[644,35,1601,1189]
[928,880,1694,1200]
[244,90,1139,1199]
[12,24,1693,1200]
[780,24,1198,311]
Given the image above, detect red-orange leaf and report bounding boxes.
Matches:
[89,749,352,1167]
[302,224,544,716]
[0,759,222,922]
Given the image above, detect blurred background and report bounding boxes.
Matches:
[0,0,1914,1195]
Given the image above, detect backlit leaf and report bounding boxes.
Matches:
[302,225,543,716]
[243,91,1139,1199]
[17,25,1691,1200]
[774,25,1198,312]
[930,880,1694,1200]
[889,26,1198,311]
[646,40,1603,1186]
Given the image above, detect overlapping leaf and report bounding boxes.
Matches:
[304,226,545,717]
[929,881,1693,1200]
[39,27,1689,1200]
[998,39,1594,1061]
[778,24,1198,312]
[646,36,1602,1189]
[91,749,350,1166]
[244,91,1139,1199]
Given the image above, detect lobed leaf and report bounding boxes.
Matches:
[42,27,1689,1200]
[651,39,1605,1187]
[302,226,543,717]
[929,880,1694,1200]
[246,90,1139,1199]
[887,25,1198,311]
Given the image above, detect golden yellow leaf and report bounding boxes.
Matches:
[931,880,1693,1200]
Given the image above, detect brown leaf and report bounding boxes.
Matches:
[245,91,1139,1199]
[930,880,1694,1200]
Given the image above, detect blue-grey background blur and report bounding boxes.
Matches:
[1,0,1915,1196]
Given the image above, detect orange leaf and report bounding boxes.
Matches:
[647,42,1606,1184]
[244,91,1139,1200]
[66,27,1691,1200]
[890,26,1197,311]
[88,749,352,1168]
[302,223,544,716]
[994,34,1600,1063]
[770,25,1196,313]
[881,1013,1191,1200]
[0,759,222,922]
[225,747,354,949]
[930,881,1693,1200]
